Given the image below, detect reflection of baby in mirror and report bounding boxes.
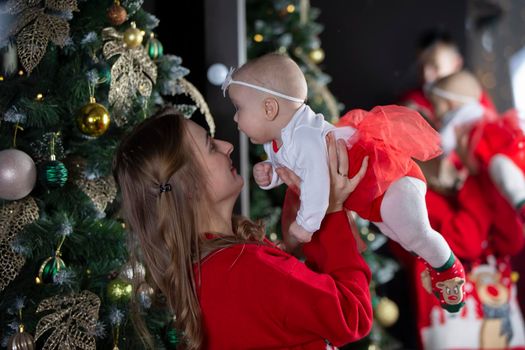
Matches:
[429,70,525,219]
[222,53,466,312]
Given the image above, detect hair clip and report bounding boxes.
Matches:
[159,183,172,193]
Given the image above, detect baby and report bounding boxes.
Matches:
[429,70,525,218]
[223,53,466,312]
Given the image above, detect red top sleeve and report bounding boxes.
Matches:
[197,211,372,349]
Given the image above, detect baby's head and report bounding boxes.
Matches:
[223,53,307,144]
[428,70,482,127]
[417,31,463,85]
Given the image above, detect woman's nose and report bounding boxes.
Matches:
[218,139,234,155]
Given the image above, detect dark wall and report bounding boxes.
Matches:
[151,0,206,93]
[310,0,467,111]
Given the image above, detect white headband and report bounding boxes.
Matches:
[221,67,305,104]
[430,87,478,104]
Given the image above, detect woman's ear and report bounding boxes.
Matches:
[264,98,279,121]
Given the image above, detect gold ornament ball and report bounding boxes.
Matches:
[309,48,325,64]
[123,22,145,48]
[76,98,110,137]
[107,278,132,303]
[375,297,399,327]
[8,325,35,350]
[107,2,127,26]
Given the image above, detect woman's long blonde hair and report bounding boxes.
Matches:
[113,109,265,349]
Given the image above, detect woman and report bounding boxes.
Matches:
[112,108,372,349]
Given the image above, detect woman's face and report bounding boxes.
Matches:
[185,120,244,205]
[419,44,463,84]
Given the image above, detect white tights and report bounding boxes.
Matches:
[488,154,525,207]
[373,176,451,268]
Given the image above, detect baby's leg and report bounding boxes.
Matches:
[374,176,465,313]
[488,154,525,208]
[374,176,450,268]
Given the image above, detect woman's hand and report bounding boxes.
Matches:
[326,133,368,213]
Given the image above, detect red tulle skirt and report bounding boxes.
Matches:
[281,105,442,235]
[337,105,441,221]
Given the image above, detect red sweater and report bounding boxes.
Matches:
[195,211,373,349]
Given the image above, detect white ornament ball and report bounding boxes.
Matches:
[207,63,229,86]
[0,149,37,200]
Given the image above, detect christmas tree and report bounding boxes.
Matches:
[246,1,403,348]
[0,0,213,348]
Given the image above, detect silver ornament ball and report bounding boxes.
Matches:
[119,261,146,283]
[137,282,154,308]
[0,149,37,200]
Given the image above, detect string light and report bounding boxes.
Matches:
[253,34,264,42]
[286,4,295,13]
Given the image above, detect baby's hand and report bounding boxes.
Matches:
[253,161,272,187]
[288,221,312,244]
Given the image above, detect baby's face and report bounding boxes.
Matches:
[228,84,275,144]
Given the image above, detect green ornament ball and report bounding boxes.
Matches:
[36,255,66,284]
[166,326,181,348]
[98,66,111,84]
[40,160,68,188]
[107,278,132,303]
[146,34,163,60]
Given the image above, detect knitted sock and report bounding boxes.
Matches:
[421,252,466,313]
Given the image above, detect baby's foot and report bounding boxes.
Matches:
[422,253,466,313]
